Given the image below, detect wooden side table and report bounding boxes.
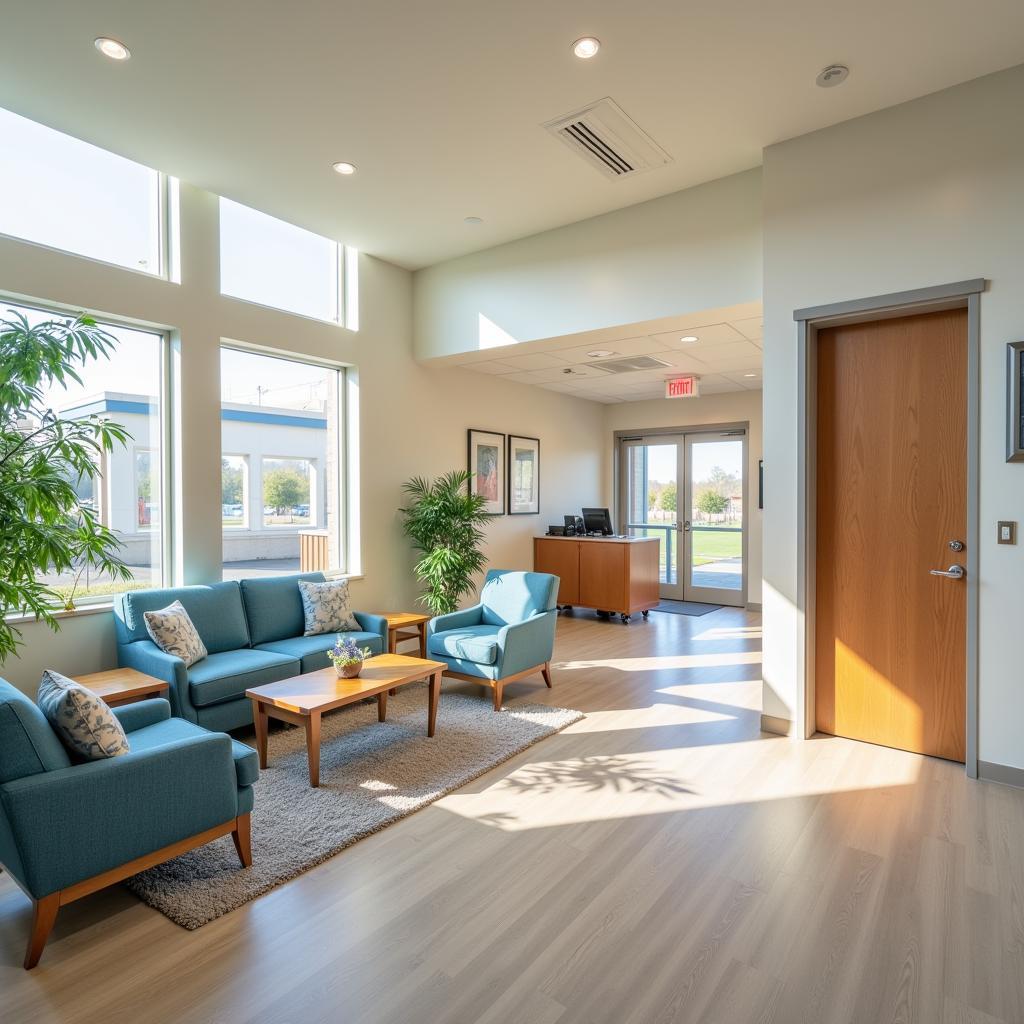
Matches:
[383,612,430,657]
[75,668,169,708]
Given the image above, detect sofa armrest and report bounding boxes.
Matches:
[112,698,171,733]
[353,611,388,647]
[428,605,484,637]
[496,611,557,678]
[118,640,192,722]
[0,732,239,898]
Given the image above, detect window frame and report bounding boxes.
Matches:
[220,342,348,577]
[220,453,250,531]
[0,292,174,608]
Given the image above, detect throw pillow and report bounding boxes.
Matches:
[143,600,208,667]
[37,670,130,760]
[298,578,360,636]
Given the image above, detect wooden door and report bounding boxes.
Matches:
[815,308,967,762]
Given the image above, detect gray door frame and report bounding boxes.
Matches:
[794,279,984,778]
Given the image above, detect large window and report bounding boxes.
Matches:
[2,300,166,603]
[219,198,343,323]
[220,347,343,580]
[0,107,164,274]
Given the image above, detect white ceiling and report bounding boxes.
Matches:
[2,3,1023,268]
[449,302,763,403]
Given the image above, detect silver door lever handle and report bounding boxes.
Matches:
[929,564,966,580]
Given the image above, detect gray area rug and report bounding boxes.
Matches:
[650,599,722,617]
[126,685,583,929]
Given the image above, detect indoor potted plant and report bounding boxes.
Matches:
[328,636,372,678]
[399,470,491,615]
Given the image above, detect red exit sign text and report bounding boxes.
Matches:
[665,376,700,399]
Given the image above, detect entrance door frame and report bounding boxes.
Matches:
[794,279,984,778]
[614,421,750,608]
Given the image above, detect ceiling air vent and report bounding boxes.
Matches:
[544,98,672,180]
[588,354,673,375]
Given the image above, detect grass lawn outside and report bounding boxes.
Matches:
[691,527,742,565]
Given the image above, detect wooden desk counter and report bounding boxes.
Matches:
[533,535,659,621]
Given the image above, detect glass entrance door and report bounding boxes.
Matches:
[621,430,746,607]
[622,436,685,599]
[682,434,745,606]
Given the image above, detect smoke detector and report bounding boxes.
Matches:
[816,64,849,88]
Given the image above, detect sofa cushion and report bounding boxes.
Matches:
[480,570,559,627]
[0,680,71,783]
[37,670,131,761]
[143,600,208,668]
[428,625,500,666]
[115,582,250,655]
[256,631,384,673]
[188,650,300,708]
[240,572,325,646]
[298,577,360,635]
[126,717,259,788]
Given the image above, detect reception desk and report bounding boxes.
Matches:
[533,535,660,622]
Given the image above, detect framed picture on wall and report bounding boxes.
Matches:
[1008,341,1024,462]
[467,429,506,514]
[508,435,540,515]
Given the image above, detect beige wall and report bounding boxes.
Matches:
[413,168,762,360]
[602,390,763,605]
[0,184,604,694]
[762,64,1024,769]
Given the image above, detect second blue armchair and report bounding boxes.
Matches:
[427,569,559,709]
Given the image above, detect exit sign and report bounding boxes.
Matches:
[665,376,700,399]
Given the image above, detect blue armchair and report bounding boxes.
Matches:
[0,681,257,968]
[427,570,559,709]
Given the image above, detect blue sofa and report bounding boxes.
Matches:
[114,573,386,731]
[427,569,559,710]
[0,682,256,968]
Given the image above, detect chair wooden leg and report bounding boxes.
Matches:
[24,893,59,970]
[492,681,504,711]
[541,662,553,688]
[231,812,252,868]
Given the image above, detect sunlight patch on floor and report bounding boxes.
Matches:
[693,625,763,641]
[558,651,763,673]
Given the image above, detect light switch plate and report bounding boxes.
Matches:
[997,521,1017,545]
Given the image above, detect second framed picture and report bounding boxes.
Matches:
[467,429,505,515]
[508,434,540,515]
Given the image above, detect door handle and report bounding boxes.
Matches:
[929,564,966,580]
[681,520,691,533]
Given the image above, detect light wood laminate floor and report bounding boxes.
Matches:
[3,607,1023,1023]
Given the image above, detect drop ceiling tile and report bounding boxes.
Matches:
[538,381,584,393]
[721,369,763,389]
[652,323,748,349]
[461,359,520,374]
[651,350,707,373]
[552,336,669,364]
[687,341,763,373]
[501,367,574,384]
[495,352,571,370]
[695,374,744,395]
[730,317,763,341]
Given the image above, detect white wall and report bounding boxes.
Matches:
[602,390,763,605]
[762,65,1024,769]
[413,169,762,360]
[0,183,604,694]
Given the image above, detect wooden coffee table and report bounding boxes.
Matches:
[246,653,446,787]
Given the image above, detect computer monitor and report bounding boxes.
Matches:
[582,507,614,536]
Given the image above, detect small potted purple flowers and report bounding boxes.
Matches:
[328,636,372,678]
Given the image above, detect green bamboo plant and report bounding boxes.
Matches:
[399,470,492,616]
[0,309,133,660]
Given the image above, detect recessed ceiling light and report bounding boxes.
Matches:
[572,37,601,59]
[816,64,849,88]
[586,349,616,358]
[464,216,483,225]
[94,37,131,61]
[679,335,699,343]
[743,373,758,378]
[332,161,357,175]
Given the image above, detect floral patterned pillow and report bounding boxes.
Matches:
[37,670,131,760]
[298,578,360,636]
[143,600,208,667]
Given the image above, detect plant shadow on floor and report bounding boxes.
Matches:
[488,754,695,798]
